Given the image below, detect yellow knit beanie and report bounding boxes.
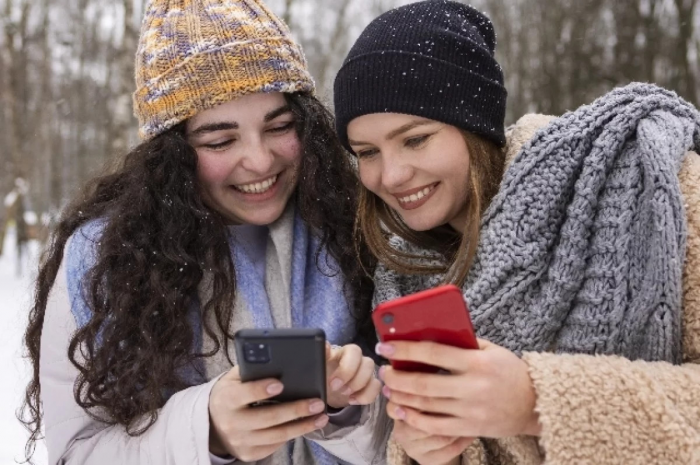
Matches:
[133,0,315,140]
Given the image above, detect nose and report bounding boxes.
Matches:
[381,152,414,191]
[239,136,274,174]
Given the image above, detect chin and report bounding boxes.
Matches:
[233,204,288,226]
[400,214,443,232]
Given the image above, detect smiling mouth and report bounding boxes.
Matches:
[232,174,279,194]
[396,183,437,204]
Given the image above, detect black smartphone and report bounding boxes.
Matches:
[234,328,327,406]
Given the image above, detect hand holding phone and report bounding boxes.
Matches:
[374,286,540,440]
[325,343,382,408]
[234,328,327,405]
[372,284,478,372]
[207,329,330,460]
[208,364,329,461]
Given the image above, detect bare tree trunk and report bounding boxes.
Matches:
[37,0,54,222]
[15,188,27,276]
[109,0,138,157]
[282,0,294,27]
[674,0,698,103]
[0,199,6,256]
[641,0,660,83]
[314,0,352,94]
[611,0,643,82]
[2,0,30,182]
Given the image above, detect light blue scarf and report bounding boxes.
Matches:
[66,206,355,464]
[231,209,355,343]
[228,208,354,465]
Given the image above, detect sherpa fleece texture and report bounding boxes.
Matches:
[386,113,700,465]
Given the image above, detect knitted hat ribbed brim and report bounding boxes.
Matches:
[133,0,314,140]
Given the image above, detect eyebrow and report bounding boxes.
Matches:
[264,104,293,122]
[348,119,434,146]
[188,104,293,136]
[189,121,238,136]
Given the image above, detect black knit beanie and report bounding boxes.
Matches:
[334,0,507,151]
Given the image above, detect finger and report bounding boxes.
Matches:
[217,371,286,408]
[406,434,461,456]
[387,403,467,437]
[329,344,362,393]
[245,414,329,447]
[384,387,458,415]
[327,343,342,364]
[219,365,242,381]
[348,378,381,405]
[476,338,494,350]
[345,357,376,394]
[376,340,471,373]
[236,397,326,430]
[381,365,460,397]
[392,419,431,442]
[230,442,286,462]
[418,436,475,465]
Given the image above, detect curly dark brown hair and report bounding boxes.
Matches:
[19,92,376,462]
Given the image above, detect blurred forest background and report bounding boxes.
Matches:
[1,0,699,252]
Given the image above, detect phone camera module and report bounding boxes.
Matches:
[243,342,271,363]
[382,313,394,324]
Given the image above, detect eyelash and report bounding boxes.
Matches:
[357,148,379,158]
[268,121,295,133]
[356,135,431,158]
[201,122,295,150]
[405,135,430,148]
[203,140,234,150]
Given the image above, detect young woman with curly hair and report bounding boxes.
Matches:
[20,1,384,464]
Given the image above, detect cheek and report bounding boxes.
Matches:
[273,133,302,164]
[196,152,232,186]
[443,154,471,205]
[358,161,381,193]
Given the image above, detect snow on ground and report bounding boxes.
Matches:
[0,228,48,464]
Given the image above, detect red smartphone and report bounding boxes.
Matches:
[372,284,478,372]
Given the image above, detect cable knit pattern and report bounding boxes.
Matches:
[374,83,700,364]
[133,0,314,139]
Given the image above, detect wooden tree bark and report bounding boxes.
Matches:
[673,0,698,103]
[1,0,30,183]
[313,0,352,94]
[109,0,138,158]
[282,0,294,27]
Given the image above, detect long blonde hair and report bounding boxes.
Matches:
[355,131,505,286]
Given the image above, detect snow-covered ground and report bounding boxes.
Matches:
[0,228,48,464]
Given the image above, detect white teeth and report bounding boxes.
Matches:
[235,175,278,194]
[398,186,434,204]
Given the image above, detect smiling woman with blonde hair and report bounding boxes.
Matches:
[334,1,700,464]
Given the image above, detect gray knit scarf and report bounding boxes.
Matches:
[374,83,700,364]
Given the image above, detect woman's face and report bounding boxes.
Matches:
[186,92,301,225]
[348,113,471,232]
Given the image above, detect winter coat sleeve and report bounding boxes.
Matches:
[304,384,389,464]
[41,255,221,465]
